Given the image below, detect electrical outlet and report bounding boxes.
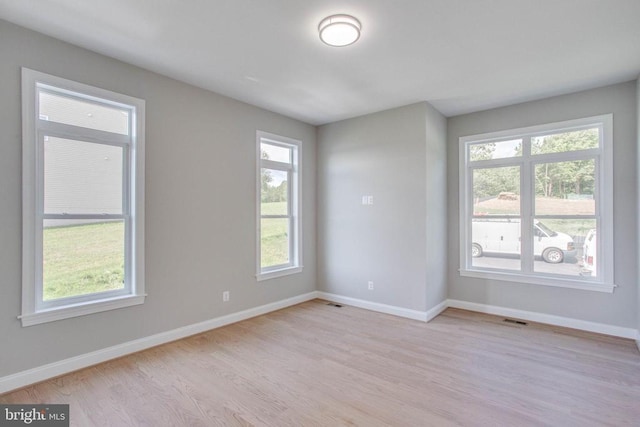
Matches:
[223,291,230,302]
[368,281,374,290]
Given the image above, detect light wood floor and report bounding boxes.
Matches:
[2,300,639,426]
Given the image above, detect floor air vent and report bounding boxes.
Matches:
[503,318,527,325]
[327,302,343,308]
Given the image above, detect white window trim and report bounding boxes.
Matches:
[256,131,303,281]
[458,115,614,293]
[20,68,146,326]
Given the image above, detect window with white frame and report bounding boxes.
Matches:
[21,68,145,326]
[256,131,302,280]
[459,115,614,292]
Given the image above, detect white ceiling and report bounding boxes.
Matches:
[1,0,639,125]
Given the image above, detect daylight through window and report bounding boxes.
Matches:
[257,131,302,280]
[21,68,146,326]
[459,115,613,292]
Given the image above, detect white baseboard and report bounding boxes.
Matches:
[425,300,448,322]
[317,291,446,322]
[3,292,637,394]
[0,291,318,395]
[447,299,638,340]
[316,295,638,340]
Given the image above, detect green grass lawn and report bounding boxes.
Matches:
[474,197,596,238]
[261,202,289,267]
[539,219,596,239]
[43,203,292,299]
[261,201,287,215]
[43,221,125,301]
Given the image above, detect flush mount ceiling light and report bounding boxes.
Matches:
[318,14,361,47]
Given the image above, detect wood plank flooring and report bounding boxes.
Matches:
[2,300,639,426]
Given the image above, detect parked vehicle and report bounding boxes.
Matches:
[471,218,576,263]
[582,229,597,275]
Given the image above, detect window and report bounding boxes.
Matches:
[21,68,145,326]
[256,131,302,280]
[459,115,614,292]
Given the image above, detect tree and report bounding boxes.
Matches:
[533,129,597,199]
[260,150,289,203]
[473,166,519,200]
[261,150,273,202]
[469,143,496,161]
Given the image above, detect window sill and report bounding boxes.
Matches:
[19,294,146,327]
[459,268,615,293]
[256,266,303,282]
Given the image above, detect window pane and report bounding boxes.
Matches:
[44,137,123,214]
[39,90,130,135]
[261,142,291,163]
[469,139,522,161]
[471,218,521,271]
[43,220,125,301]
[261,168,288,215]
[532,219,596,278]
[581,227,598,278]
[531,128,599,155]
[261,218,289,268]
[473,166,520,215]
[534,160,595,215]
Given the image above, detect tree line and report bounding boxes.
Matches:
[261,151,288,203]
[472,129,597,200]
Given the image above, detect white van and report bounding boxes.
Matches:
[471,219,576,263]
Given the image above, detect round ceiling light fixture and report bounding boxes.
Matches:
[318,14,361,47]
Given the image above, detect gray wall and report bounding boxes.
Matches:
[0,20,316,377]
[317,102,447,312]
[447,82,638,328]
[637,76,640,340]
[424,105,448,309]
